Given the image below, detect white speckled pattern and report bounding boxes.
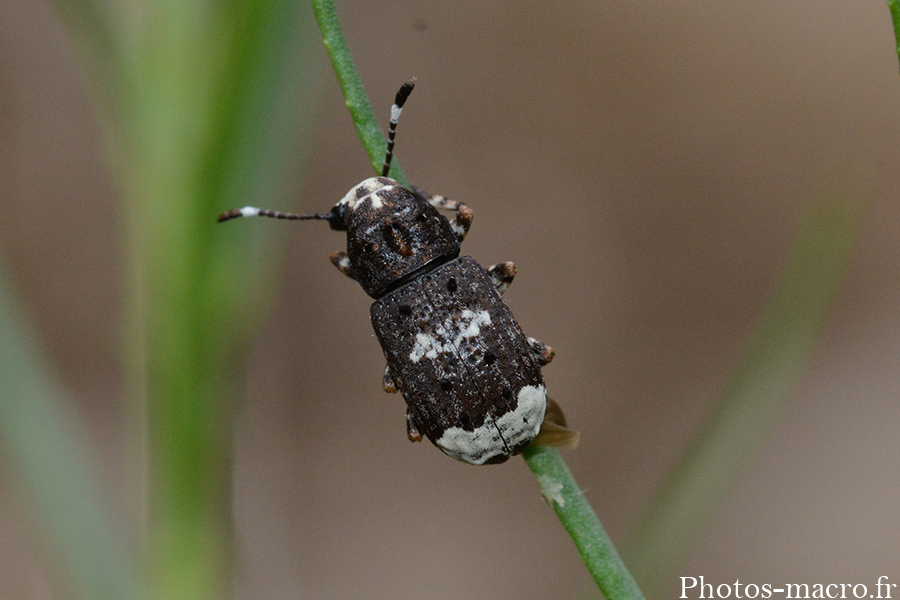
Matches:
[408,309,491,363]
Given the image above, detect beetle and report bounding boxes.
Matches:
[218,80,563,465]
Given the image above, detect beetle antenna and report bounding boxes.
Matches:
[216,207,335,224]
[381,78,416,177]
[218,79,416,226]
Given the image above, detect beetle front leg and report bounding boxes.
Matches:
[329,250,354,279]
[410,185,473,242]
[528,337,555,366]
[487,262,517,295]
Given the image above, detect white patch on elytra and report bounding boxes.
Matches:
[457,309,490,340]
[408,310,490,363]
[437,384,547,465]
[495,384,546,448]
[409,333,450,363]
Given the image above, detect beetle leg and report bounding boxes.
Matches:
[410,185,473,242]
[528,337,555,366]
[382,364,398,393]
[487,262,517,295]
[406,409,423,442]
[328,250,354,279]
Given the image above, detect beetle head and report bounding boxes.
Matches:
[340,177,460,298]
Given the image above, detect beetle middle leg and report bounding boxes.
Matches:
[410,185,473,242]
[386,368,422,442]
[386,368,423,442]
[487,262,517,295]
[406,408,423,442]
[382,364,398,393]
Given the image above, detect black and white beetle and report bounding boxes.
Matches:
[219,80,565,465]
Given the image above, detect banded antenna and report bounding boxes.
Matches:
[216,206,334,223]
[216,78,417,225]
[382,78,416,177]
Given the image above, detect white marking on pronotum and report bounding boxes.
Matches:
[363,192,384,210]
[338,178,394,211]
[536,475,565,507]
[437,384,547,465]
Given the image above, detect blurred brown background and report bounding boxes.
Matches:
[2,0,899,598]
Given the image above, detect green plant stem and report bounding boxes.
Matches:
[311,0,409,187]
[623,195,862,599]
[310,2,636,594]
[889,0,900,75]
[524,446,646,600]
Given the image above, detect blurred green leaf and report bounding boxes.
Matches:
[50,0,322,598]
[888,0,900,75]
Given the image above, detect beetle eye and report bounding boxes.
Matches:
[326,204,348,231]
